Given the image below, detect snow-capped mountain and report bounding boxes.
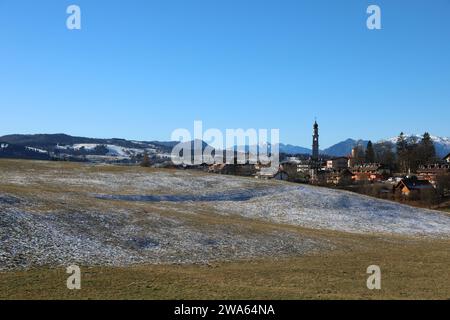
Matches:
[322,135,450,158]
[380,134,450,158]
[242,135,450,158]
[383,134,449,144]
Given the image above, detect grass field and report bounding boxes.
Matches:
[0,159,449,299]
[2,237,449,300]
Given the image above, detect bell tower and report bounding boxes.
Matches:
[312,120,319,162]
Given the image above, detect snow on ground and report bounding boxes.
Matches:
[2,163,449,238]
[0,195,324,270]
[0,166,267,194]
[50,168,448,238]
[25,147,47,154]
[57,169,450,238]
[71,144,145,156]
[1,163,449,270]
[210,184,450,237]
[54,143,154,157]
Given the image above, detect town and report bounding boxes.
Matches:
[1,123,449,211]
[182,121,450,211]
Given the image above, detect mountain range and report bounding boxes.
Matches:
[0,133,449,161]
[280,135,450,158]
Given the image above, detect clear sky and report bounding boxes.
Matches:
[1,0,449,148]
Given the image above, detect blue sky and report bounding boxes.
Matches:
[0,0,449,148]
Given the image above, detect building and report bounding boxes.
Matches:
[326,157,349,170]
[255,166,278,179]
[350,164,391,182]
[415,152,450,186]
[309,120,321,183]
[444,153,450,163]
[325,169,353,186]
[312,120,319,163]
[348,147,357,167]
[279,159,314,182]
[394,177,434,197]
[347,145,365,167]
[417,163,450,186]
[296,160,311,173]
[255,166,288,180]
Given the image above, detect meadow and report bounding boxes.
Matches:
[0,159,449,299]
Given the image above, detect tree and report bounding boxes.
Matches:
[435,173,450,197]
[93,144,108,155]
[396,132,408,154]
[140,151,151,167]
[396,132,409,173]
[420,188,439,207]
[407,136,420,173]
[373,141,396,169]
[418,132,436,165]
[352,145,365,165]
[365,140,375,163]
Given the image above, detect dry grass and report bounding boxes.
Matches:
[1,159,449,300]
[1,236,449,300]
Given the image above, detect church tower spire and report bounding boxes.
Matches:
[312,120,319,162]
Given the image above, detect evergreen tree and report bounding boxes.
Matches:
[373,141,396,169]
[396,132,409,173]
[365,140,375,163]
[396,132,407,155]
[407,136,420,172]
[419,132,436,164]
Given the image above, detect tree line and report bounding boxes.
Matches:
[351,132,437,173]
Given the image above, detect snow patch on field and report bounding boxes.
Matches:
[1,163,449,270]
[0,201,325,270]
[211,185,450,237]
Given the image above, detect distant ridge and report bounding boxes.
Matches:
[1,133,449,160]
[322,139,369,157]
